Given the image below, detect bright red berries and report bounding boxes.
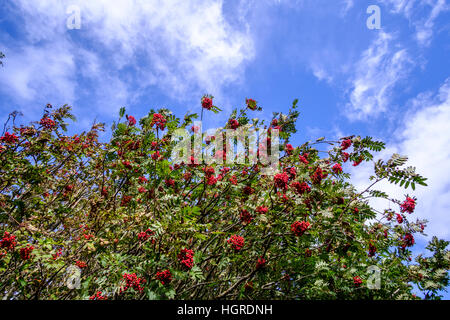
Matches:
[274,172,290,191]
[138,186,147,193]
[228,235,245,252]
[178,248,194,270]
[240,209,253,224]
[396,213,403,224]
[402,233,415,248]
[341,152,350,163]
[0,132,19,144]
[20,245,34,260]
[299,154,309,165]
[151,113,167,130]
[341,139,352,150]
[291,181,311,194]
[40,117,56,129]
[121,195,132,207]
[89,291,108,300]
[122,160,132,169]
[155,269,172,285]
[352,157,363,167]
[228,119,239,130]
[353,276,362,287]
[165,178,175,187]
[285,144,294,155]
[138,228,155,242]
[332,163,343,174]
[126,115,136,126]
[310,167,327,185]
[291,221,310,236]
[121,273,146,293]
[76,260,87,268]
[400,196,416,214]
[0,231,16,251]
[202,96,213,110]
[256,206,268,214]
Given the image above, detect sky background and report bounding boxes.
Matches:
[0,0,449,298]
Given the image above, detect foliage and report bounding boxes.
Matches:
[0,99,448,300]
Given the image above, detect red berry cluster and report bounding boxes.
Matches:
[353,276,362,287]
[256,206,268,214]
[0,231,17,251]
[76,260,87,268]
[89,291,108,300]
[151,113,166,130]
[155,269,172,285]
[39,117,56,129]
[400,196,416,214]
[291,181,311,194]
[240,209,253,224]
[138,228,155,242]
[126,115,136,126]
[402,233,415,248]
[120,273,146,293]
[285,144,294,155]
[228,119,239,130]
[178,248,194,270]
[332,163,343,174]
[228,235,245,252]
[0,132,19,145]
[310,167,327,185]
[19,245,34,260]
[291,221,310,237]
[298,153,309,165]
[274,172,289,191]
[341,139,352,150]
[202,96,213,110]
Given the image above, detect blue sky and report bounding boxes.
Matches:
[1,0,449,298]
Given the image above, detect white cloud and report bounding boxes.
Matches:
[1,0,255,118]
[349,78,450,240]
[381,0,449,46]
[345,31,413,120]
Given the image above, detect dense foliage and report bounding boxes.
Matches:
[0,98,448,300]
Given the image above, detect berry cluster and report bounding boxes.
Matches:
[0,132,19,144]
[400,196,416,214]
[274,172,289,191]
[228,235,245,252]
[341,139,352,150]
[178,248,194,270]
[151,113,167,130]
[310,167,327,185]
[89,291,108,300]
[291,221,310,237]
[353,276,362,287]
[291,181,311,194]
[138,228,155,242]
[39,117,56,129]
[240,209,253,224]
[0,231,17,251]
[120,273,146,293]
[256,206,268,214]
[155,269,172,285]
[202,96,213,110]
[19,245,34,260]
